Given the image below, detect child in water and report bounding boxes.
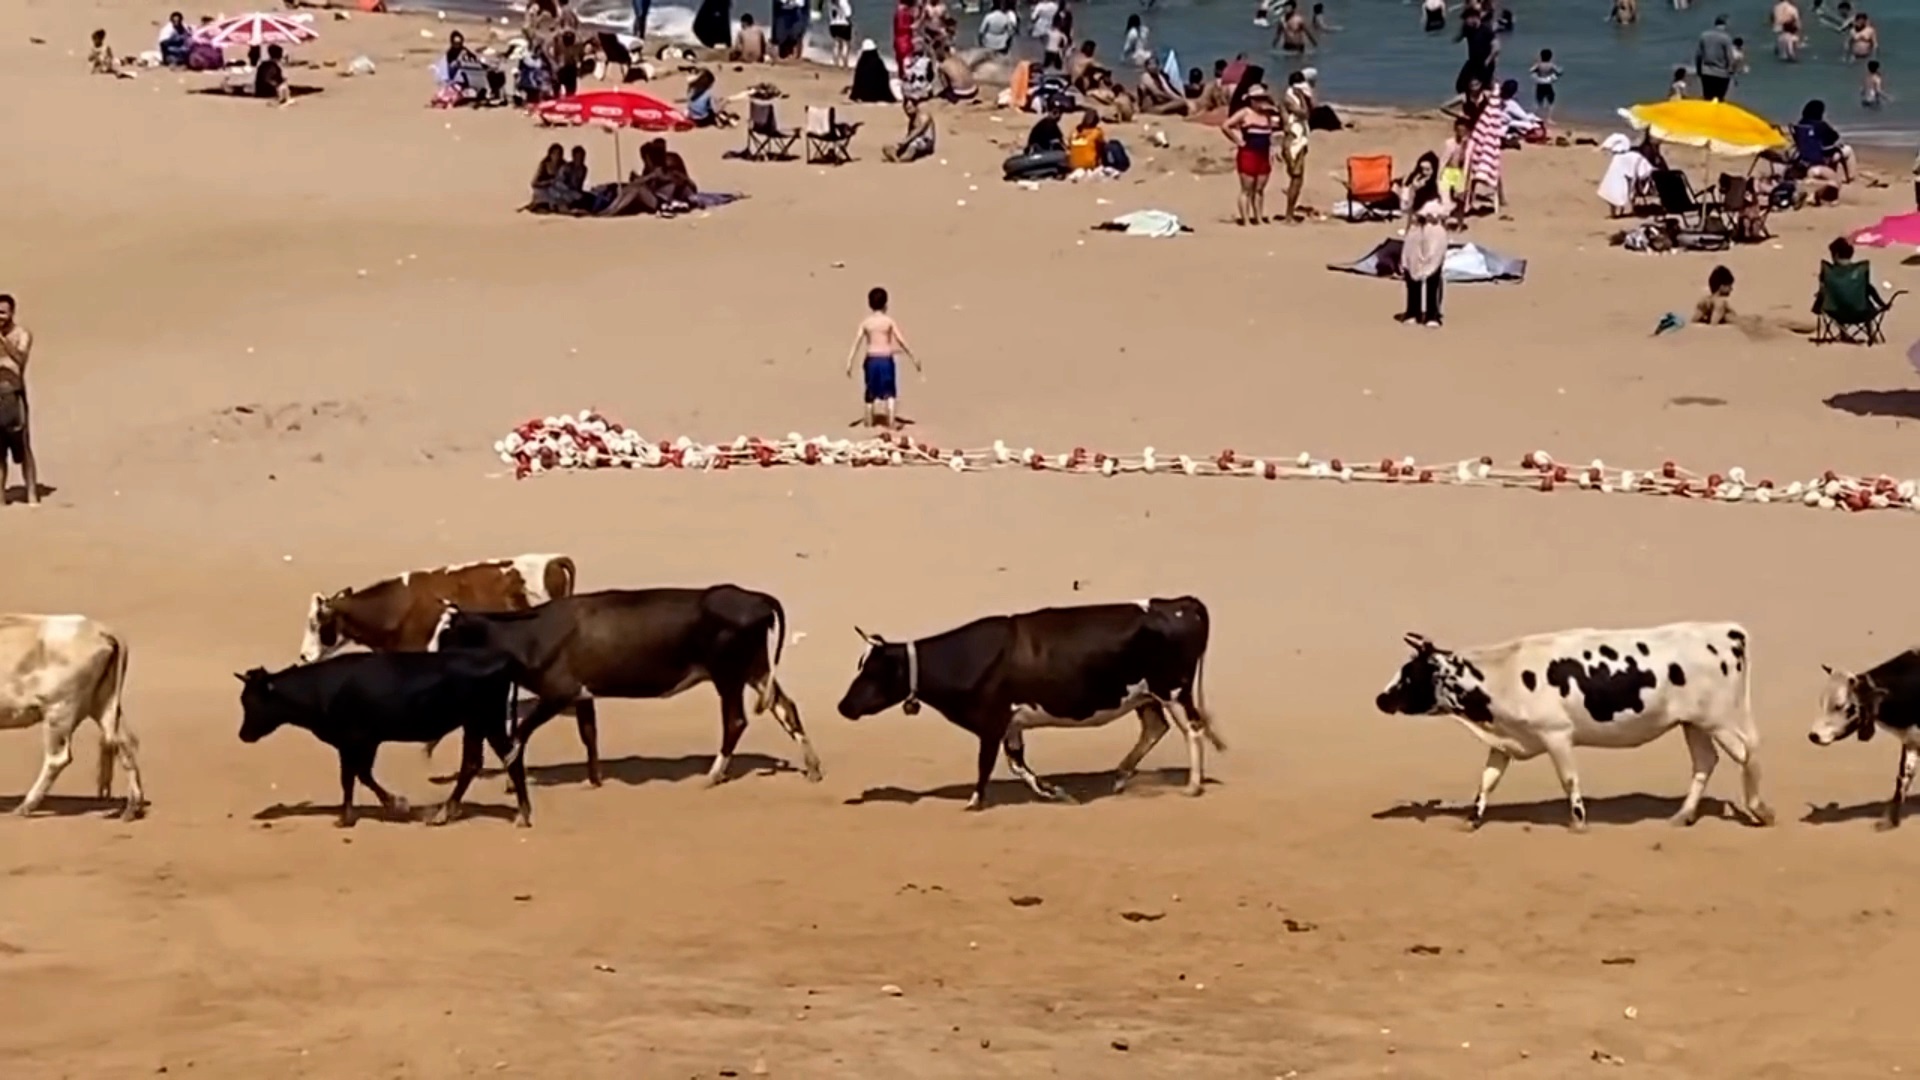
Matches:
[1861,59,1888,108]
[1669,67,1689,100]
[1530,48,1560,119]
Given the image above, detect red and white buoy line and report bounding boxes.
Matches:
[495,411,1920,514]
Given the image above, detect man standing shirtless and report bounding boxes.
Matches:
[0,294,39,506]
[844,286,922,431]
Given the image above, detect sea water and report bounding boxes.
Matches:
[401,0,1917,145]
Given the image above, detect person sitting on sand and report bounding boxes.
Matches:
[1137,58,1189,116]
[158,11,193,68]
[88,29,125,76]
[255,44,291,105]
[516,48,554,104]
[526,143,573,212]
[882,97,937,162]
[445,31,508,102]
[1794,99,1856,181]
[1080,67,1137,123]
[686,68,737,127]
[1067,40,1107,91]
[1184,66,1206,100]
[732,13,769,63]
[1025,99,1066,153]
[1497,79,1543,140]
[1695,265,1737,325]
[639,137,697,206]
[934,44,977,102]
[1066,109,1106,173]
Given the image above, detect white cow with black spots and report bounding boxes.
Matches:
[1374,622,1771,832]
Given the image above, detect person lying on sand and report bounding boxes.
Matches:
[1137,58,1189,116]
[882,98,937,162]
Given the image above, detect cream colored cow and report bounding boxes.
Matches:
[0,614,145,819]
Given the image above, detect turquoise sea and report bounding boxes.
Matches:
[407,0,1918,145]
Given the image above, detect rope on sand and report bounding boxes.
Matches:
[496,411,1920,514]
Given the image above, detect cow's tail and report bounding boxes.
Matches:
[755,600,785,715]
[93,631,133,797]
[1189,649,1226,752]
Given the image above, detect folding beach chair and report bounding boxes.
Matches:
[1646,168,1720,232]
[1715,173,1771,243]
[1336,154,1394,221]
[804,106,858,165]
[742,99,799,160]
[1813,260,1906,345]
[1790,121,1843,173]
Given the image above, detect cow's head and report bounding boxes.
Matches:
[1809,664,1882,746]
[1376,632,1493,722]
[838,627,921,719]
[298,589,351,664]
[235,667,287,743]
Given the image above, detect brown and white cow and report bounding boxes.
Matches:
[298,555,577,664]
[1,613,145,819]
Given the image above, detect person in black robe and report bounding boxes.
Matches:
[693,0,733,48]
[849,40,896,103]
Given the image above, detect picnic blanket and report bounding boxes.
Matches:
[1327,239,1528,284]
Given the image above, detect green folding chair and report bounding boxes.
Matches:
[1813,260,1906,345]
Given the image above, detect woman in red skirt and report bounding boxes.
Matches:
[1222,83,1278,225]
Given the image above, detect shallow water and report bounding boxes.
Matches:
[409,0,1919,145]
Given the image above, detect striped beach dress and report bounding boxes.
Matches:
[1465,94,1504,195]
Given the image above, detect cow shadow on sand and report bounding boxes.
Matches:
[428,752,794,789]
[251,800,523,824]
[846,767,1210,808]
[1373,793,1746,828]
[0,793,131,818]
[1824,390,1920,422]
[1801,800,1901,825]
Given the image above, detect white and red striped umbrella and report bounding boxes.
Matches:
[193,13,319,48]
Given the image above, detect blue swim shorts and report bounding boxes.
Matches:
[863,355,898,403]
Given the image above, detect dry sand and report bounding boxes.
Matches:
[4,3,1920,1077]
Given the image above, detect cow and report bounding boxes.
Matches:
[1375,622,1773,832]
[297,554,577,663]
[235,650,532,828]
[0,613,144,819]
[835,597,1221,811]
[428,586,822,788]
[1808,650,1920,829]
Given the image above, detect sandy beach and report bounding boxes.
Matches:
[4,3,1920,1077]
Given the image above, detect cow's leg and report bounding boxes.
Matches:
[1113,702,1172,793]
[504,697,569,769]
[1466,748,1511,831]
[765,681,824,782]
[1003,724,1074,803]
[106,726,147,821]
[15,707,76,817]
[966,727,1005,811]
[705,680,751,787]
[490,727,534,828]
[352,747,409,820]
[1671,725,1721,827]
[335,749,360,828]
[1709,726,1774,826]
[1542,737,1587,833]
[1880,745,1918,831]
[431,727,488,826]
[575,696,603,788]
[1163,700,1207,797]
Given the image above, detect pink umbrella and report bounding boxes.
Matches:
[532,90,692,132]
[193,13,319,49]
[1850,212,1920,249]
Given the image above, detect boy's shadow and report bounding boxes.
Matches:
[1,483,55,506]
[847,416,915,429]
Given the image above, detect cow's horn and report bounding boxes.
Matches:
[233,671,247,683]
[854,625,882,644]
[1404,632,1430,651]
[1821,663,1834,676]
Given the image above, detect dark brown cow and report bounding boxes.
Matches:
[298,555,577,664]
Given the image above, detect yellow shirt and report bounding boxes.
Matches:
[1067,126,1103,171]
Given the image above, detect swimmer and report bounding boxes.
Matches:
[1846,13,1877,62]
[1772,0,1802,61]
[1862,59,1888,108]
[1422,0,1447,33]
[1274,2,1316,53]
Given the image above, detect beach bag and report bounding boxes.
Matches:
[186,42,224,71]
[1101,139,1130,174]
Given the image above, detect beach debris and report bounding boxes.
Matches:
[1119,909,1164,922]
[346,55,376,76]
[880,984,904,996]
[1009,895,1043,907]
[493,414,1920,515]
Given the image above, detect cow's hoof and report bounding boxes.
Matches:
[388,797,412,819]
[586,775,604,789]
[1181,784,1204,798]
[1569,820,1590,834]
[1041,786,1078,805]
[427,805,457,827]
[963,797,984,812]
[1667,810,1699,828]
[1749,803,1777,828]
[1875,816,1902,832]
[119,802,145,822]
[12,804,34,818]
[802,762,825,783]
[1111,775,1131,794]
[1460,816,1484,833]
[334,815,356,829]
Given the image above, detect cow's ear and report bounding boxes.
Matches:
[1821,663,1833,676]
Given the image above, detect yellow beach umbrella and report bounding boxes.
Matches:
[1617,100,1787,156]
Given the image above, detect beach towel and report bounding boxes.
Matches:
[1466,100,1504,193]
[1008,60,1031,110]
[1094,209,1188,237]
[1327,240,1527,284]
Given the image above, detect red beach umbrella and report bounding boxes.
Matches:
[193,13,319,48]
[532,90,692,133]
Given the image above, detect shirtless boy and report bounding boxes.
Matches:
[0,294,39,506]
[845,286,922,430]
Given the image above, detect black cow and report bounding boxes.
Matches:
[235,651,531,828]
[429,586,822,787]
[836,597,1220,810]
[1811,649,1920,829]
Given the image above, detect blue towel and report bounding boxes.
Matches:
[1653,311,1685,336]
